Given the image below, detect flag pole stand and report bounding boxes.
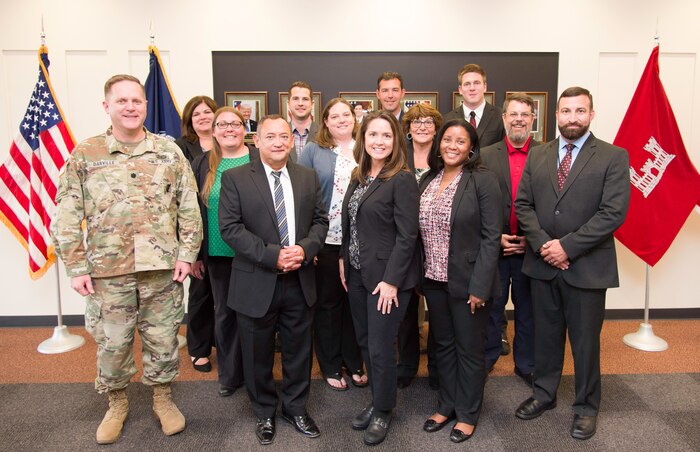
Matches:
[37,266,85,354]
[623,264,668,352]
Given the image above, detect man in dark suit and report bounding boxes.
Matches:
[443,64,505,148]
[219,115,328,446]
[376,71,406,125]
[240,103,257,132]
[514,87,630,440]
[481,93,541,384]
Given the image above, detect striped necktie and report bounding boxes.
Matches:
[557,143,575,191]
[271,171,289,246]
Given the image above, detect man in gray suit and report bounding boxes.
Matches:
[513,87,630,440]
[219,115,328,445]
[481,93,541,384]
[443,63,505,148]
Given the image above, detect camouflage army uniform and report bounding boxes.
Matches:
[51,127,202,393]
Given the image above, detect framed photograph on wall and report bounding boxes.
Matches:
[401,92,439,113]
[339,92,377,115]
[224,91,268,143]
[506,91,548,142]
[279,91,322,122]
[452,91,495,110]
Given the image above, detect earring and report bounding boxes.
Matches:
[406,132,412,141]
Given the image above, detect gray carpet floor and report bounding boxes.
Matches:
[1,374,698,451]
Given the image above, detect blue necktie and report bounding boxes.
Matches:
[271,171,289,246]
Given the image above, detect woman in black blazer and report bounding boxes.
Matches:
[418,119,502,443]
[176,95,218,372]
[191,107,258,396]
[340,111,419,446]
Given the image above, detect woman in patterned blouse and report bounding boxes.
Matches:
[418,118,502,443]
[339,110,420,446]
[298,98,367,391]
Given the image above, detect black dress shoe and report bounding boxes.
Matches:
[570,414,597,440]
[364,411,392,446]
[281,410,320,438]
[397,376,413,389]
[351,405,374,430]
[191,357,212,373]
[423,413,455,433]
[500,334,511,356]
[218,385,236,397]
[450,424,476,443]
[515,397,557,420]
[255,417,275,445]
[514,367,534,386]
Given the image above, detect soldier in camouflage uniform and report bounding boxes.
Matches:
[51,74,202,445]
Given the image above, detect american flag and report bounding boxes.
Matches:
[0,46,75,279]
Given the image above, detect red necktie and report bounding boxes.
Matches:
[469,111,477,129]
[557,143,574,191]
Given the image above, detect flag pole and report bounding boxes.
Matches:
[148,23,187,349]
[37,259,85,354]
[622,264,668,352]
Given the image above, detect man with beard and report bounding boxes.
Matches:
[287,81,318,160]
[480,93,540,385]
[513,87,630,440]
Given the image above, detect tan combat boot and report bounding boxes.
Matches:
[96,388,129,444]
[152,383,186,435]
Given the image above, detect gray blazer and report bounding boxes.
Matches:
[514,134,630,289]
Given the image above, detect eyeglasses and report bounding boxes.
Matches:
[216,120,244,129]
[411,119,435,128]
[505,112,534,120]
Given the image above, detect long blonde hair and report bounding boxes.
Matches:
[201,107,245,205]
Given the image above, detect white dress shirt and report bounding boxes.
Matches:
[261,161,296,245]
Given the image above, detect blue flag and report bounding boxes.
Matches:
[144,46,181,140]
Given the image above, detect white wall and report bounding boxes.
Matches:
[1,0,698,317]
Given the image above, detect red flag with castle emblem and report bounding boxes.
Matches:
[613,45,700,266]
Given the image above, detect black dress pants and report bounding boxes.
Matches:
[207,256,243,389]
[186,273,215,359]
[347,267,410,412]
[424,279,489,425]
[530,274,606,416]
[313,244,363,376]
[397,291,420,379]
[237,272,313,419]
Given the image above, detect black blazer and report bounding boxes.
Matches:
[443,102,505,147]
[190,146,259,263]
[341,170,420,292]
[176,137,205,163]
[218,158,328,318]
[480,138,542,235]
[247,119,257,132]
[418,167,502,301]
[514,134,630,289]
